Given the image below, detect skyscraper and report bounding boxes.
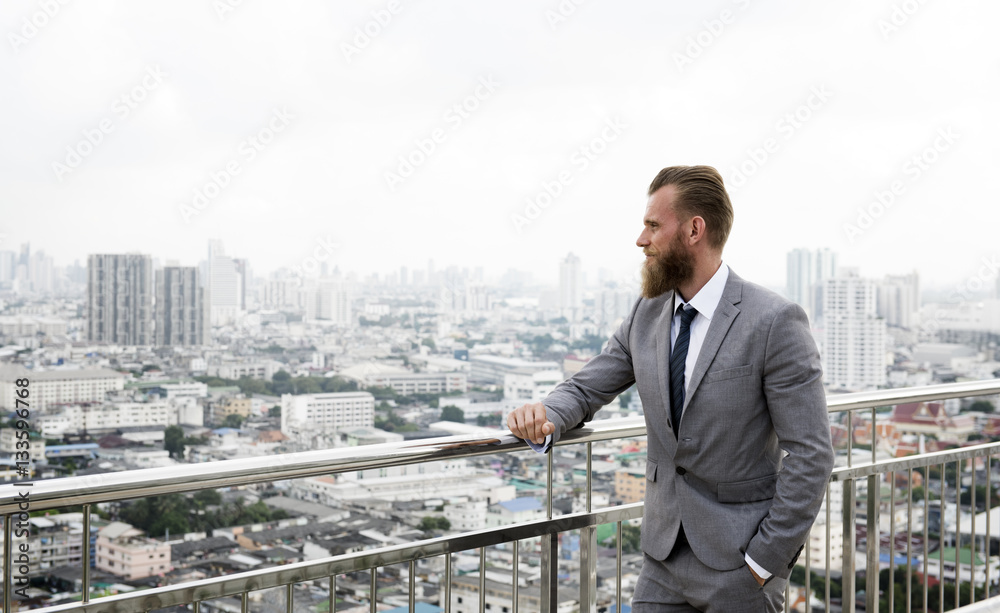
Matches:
[786,247,837,322]
[560,253,582,322]
[877,272,920,329]
[155,267,206,346]
[823,270,887,391]
[208,240,244,326]
[87,254,154,345]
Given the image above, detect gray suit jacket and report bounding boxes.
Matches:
[542,270,834,579]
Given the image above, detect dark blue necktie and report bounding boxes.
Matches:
[670,304,697,435]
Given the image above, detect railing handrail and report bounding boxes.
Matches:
[0,379,997,514]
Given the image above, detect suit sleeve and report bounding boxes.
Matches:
[744,301,834,578]
[541,298,640,445]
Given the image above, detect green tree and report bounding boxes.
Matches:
[440,405,465,423]
[611,524,642,553]
[268,405,281,418]
[970,400,995,413]
[422,338,437,351]
[419,516,451,531]
[476,413,503,427]
[272,370,291,382]
[223,414,245,428]
[164,425,185,458]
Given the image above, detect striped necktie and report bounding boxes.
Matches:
[669,304,697,436]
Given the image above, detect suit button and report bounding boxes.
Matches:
[676,467,686,475]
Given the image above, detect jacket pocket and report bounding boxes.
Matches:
[717,473,777,503]
[702,364,752,383]
[646,459,657,482]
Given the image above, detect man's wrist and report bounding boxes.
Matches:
[744,553,771,586]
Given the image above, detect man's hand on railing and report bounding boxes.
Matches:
[507,402,555,446]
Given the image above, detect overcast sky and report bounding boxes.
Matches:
[2,0,997,289]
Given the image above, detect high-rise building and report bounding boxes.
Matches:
[316,280,352,324]
[823,270,887,391]
[786,248,837,322]
[877,272,920,329]
[155,266,206,346]
[560,253,582,322]
[87,254,154,345]
[208,240,244,326]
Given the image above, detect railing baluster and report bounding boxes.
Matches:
[843,477,856,613]
[409,560,415,613]
[972,458,978,604]
[512,540,519,613]
[924,471,929,613]
[825,482,831,613]
[907,467,913,613]
[889,470,896,613]
[941,461,946,613]
[241,590,248,613]
[540,449,557,611]
[4,512,13,613]
[866,474,880,613]
[330,574,336,613]
[286,582,293,613]
[82,503,91,603]
[580,441,596,613]
[871,407,877,466]
[445,553,452,613]
[616,521,623,613]
[370,566,377,613]
[955,459,961,611]
[479,547,486,613]
[193,600,200,612]
[987,453,992,597]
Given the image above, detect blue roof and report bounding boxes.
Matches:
[212,428,240,435]
[498,497,543,512]
[383,604,442,613]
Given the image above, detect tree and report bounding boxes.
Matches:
[440,406,465,423]
[164,425,185,458]
[268,405,281,418]
[419,516,451,531]
[272,370,291,382]
[422,338,437,351]
[223,414,245,428]
[610,524,642,553]
[476,413,503,427]
[970,400,995,413]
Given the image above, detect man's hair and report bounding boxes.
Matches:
[647,165,733,250]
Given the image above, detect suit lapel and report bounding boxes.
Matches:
[655,291,677,444]
[683,272,743,412]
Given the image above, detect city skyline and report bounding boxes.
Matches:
[2,1,998,291]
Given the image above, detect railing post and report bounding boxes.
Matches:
[843,478,857,613]
[579,441,597,613]
[540,449,558,612]
[866,474,880,613]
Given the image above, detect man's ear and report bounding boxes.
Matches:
[688,216,707,245]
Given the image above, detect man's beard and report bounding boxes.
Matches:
[641,233,695,299]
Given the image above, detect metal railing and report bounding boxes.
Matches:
[1,379,1000,612]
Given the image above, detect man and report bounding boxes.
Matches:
[507,165,834,612]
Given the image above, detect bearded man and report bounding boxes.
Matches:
[507,165,834,612]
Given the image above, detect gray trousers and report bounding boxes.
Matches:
[632,544,787,613]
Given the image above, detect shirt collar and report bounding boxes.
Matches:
[674,262,730,322]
